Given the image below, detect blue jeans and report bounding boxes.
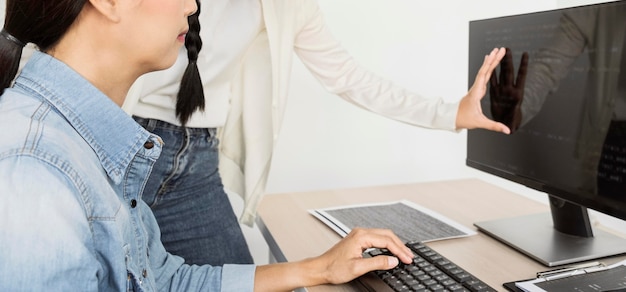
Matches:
[133,117,254,266]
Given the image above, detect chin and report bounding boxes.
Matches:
[161,56,180,70]
[140,47,183,74]
[149,59,179,73]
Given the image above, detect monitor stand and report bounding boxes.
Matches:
[474,196,626,267]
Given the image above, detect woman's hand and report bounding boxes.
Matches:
[254,228,413,292]
[456,47,511,134]
[315,228,414,284]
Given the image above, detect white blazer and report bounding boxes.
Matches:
[125,0,460,226]
[221,0,459,226]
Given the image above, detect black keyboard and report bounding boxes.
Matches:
[363,242,497,292]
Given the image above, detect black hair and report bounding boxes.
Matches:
[0,0,88,95]
[175,0,204,126]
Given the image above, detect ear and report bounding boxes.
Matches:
[87,0,122,23]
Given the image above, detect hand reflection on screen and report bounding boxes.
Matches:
[488,48,528,133]
[487,4,626,197]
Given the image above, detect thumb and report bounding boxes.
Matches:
[471,114,511,134]
[487,120,511,134]
[359,256,399,273]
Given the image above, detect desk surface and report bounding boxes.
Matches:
[256,178,626,291]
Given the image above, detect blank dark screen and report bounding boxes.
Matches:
[466,1,626,221]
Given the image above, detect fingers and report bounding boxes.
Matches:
[469,47,506,101]
[343,228,411,277]
[489,73,498,96]
[480,47,506,82]
[359,255,401,274]
[317,228,414,284]
[488,48,507,81]
[347,228,413,264]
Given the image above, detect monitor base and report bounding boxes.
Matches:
[474,213,626,267]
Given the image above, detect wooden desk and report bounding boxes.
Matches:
[255,178,626,291]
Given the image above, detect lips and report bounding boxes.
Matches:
[178,30,188,42]
[177,25,189,41]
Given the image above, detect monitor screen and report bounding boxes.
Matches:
[467,1,626,266]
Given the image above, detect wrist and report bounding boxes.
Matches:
[255,257,330,291]
[298,257,329,286]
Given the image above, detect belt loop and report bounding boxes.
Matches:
[146,119,158,132]
[208,128,216,138]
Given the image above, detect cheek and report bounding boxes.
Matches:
[128,7,184,69]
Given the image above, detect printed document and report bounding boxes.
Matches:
[309,200,475,243]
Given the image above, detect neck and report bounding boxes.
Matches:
[49,42,140,107]
[47,7,144,107]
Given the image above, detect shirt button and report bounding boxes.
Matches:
[143,141,154,149]
[142,269,148,278]
[130,199,137,208]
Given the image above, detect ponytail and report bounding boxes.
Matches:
[0,28,24,95]
[176,0,204,127]
[1,0,88,96]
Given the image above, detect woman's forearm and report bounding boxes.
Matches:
[254,258,325,292]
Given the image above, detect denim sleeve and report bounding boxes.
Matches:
[141,202,256,291]
[0,157,101,291]
[221,264,256,291]
[157,263,256,291]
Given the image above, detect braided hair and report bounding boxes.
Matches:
[175,0,204,126]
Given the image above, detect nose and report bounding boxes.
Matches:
[186,0,199,17]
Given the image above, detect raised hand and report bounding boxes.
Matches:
[457,47,511,134]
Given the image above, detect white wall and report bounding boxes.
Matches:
[236,0,626,265]
[268,0,561,194]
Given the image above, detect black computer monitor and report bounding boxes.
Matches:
[467,1,626,267]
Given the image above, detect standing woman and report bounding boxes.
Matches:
[123,0,509,266]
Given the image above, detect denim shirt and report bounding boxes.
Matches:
[0,52,255,291]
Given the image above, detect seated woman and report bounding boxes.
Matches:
[0,0,505,290]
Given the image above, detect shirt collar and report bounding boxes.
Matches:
[15,51,155,184]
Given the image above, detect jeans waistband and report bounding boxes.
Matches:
[132,116,216,137]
